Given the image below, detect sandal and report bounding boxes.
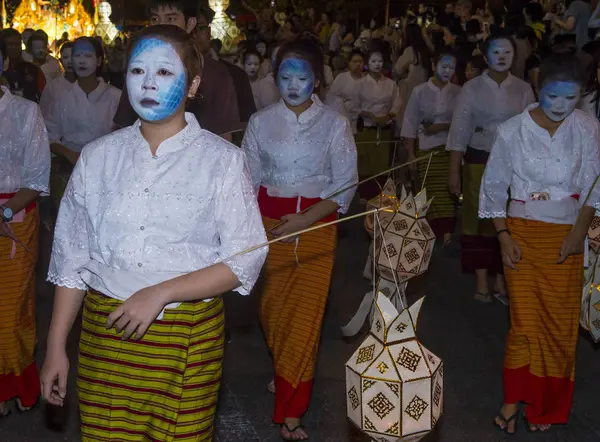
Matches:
[267,379,276,394]
[494,410,519,435]
[474,292,493,303]
[493,291,509,307]
[281,423,308,441]
[524,414,551,433]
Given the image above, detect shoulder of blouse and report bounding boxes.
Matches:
[571,108,600,133]
[496,111,526,137]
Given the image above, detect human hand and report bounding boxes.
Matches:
[106,285,169,340]
[40,348,70,407]
[499,232,522,270]
[271,213,312,243]
[448,171,461,198]
[558,229,586,264]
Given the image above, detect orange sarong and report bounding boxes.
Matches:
[503,218,581,425]
[0,202,40,407]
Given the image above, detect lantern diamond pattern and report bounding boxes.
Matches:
[346,294,443,441]
[581,245,600,342]
[589,216,600,252]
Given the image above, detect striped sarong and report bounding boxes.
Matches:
[258,187,337,423]
[417,145,456,238]
[503,218,581,425]
[0,200,40,407]
[78,290,224,441]
[355,127,392,200]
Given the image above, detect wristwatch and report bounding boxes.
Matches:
[0,205,13,223]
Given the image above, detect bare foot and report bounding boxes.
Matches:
[443,233,452,246]
[494,403,518,435]
[529,423,551,432]
[267,379,276,394]
[281,418,308,441]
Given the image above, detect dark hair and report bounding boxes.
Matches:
[196,4,215,25]
[59,41,74,54]
[523,2,544,22]
[274,39,325,93]
[28,32,48,52]
[348,49,364,62]
[482,33,517,59]
[243,48,263,64]
[404,23,432,73]
[1,28,21,43]
[516,25,537,47]
[73,37,104,77]
[366,42,390,66]
[128,25,201,88]
[465,18,481,35]
[433,47,457,65]
[148,0,197,21]
[504,13,526,35]
[538,53,586,90]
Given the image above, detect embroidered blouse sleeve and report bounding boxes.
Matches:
[578,121,600,210]
[21,104,50,195]
[216,150,268,295]
[446,85,474,153]
[401,88,421,139]
[320,117,358,213]
[479,128,512,218]
[240,115,263,191]
[47,150,90,290]
[44,93,63,144]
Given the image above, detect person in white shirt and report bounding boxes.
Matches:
[242,39,357,442]
[40,25,267,441]
[44,37,121,209]
[447,34,535,304]
[355,46,402,199]
[23,31,62,82]
[243,48,263,109]
[402,49,461,245]
[256,40,271,78]
[327,49,365,133]
[39,42,76,121]
[480,54,600,435]
[0,44,51,418]
[253,45,282,110]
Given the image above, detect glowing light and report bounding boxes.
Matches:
[207,0,243,54]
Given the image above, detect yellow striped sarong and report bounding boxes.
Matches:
[0,205,40,406]
[78,291,224,441]
[503,218,581,425]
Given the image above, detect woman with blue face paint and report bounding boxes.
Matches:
[355,46,402,200]
[447,34,535,304]
[0,43,50,419]
[242,39,357,441]
[401,49,461,245]
[41,26,267,441]
[480,53,600,434]
[43,37,121,210]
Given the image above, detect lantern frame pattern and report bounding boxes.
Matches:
[346,294,443,442]
[582,247,600,342]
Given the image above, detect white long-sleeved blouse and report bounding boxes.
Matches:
[48,113,267,309]
[327,71,364,133]
[479,105,600,224]
[44,78,121,153]
[447,71,535,153]
[0,86,50,195]
[401,79,461,150]
[357,74,403,127]
[39,76,72,119]
[253,73,281,111]
[242,95,358,213]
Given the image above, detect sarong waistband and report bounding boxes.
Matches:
[258,186,337,222]
[464,146,490,164]
[0,193,37,213]
[508,197,579,225]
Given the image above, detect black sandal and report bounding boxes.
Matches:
[281,423,308,441]
[494,410,519,435]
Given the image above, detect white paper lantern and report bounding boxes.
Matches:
[589,216,600,253]
[582,247,600,342]
[346,294,443,441]
[365,179,399,237]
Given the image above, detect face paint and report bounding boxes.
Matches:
[60,47,73,72]
[256,42,267,57]
[486,39,514,72]
[72,40,98,78]
[368,52,384,73]
[244,54,260,78]
[126,38,187,122]
[276,57,314,107]
[435,55,456,83]
[31,40,47,60]
[539,81,580,122]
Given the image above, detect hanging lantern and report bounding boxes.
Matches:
[365,178,399,237]
[588,216,600,253]
[582,247,600,342]
[346,294,443,441]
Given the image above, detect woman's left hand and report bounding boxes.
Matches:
[270,213,312,243]
[558,228,586,264]
[106,285,169,340]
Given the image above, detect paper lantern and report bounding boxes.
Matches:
[365,178,399,237]
[588,216,600,253]
[346,294,443,441]
[582,247,600,342]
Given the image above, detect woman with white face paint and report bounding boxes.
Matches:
[401,50,461,245]
[253,44,283,110]
[39,42,76,127]
[243,49,263,108]
[41,25,267,441]
[480,54,600,435]
[327,49,365,133]
[355,47,402,199]
[242,39,357,441]
[447,34,535,304]
[43,37,121,210]
[256,40,271,78]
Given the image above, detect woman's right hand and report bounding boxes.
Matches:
[448,171,461,198]
[40,348,70,407]
[499,232,522,270]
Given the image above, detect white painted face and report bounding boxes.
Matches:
[256,42,267,57]
[31,40,47,60]
[276,57,315,107]
[539,81,581,122]
[126,38,187,122]
[244,54,260,78]
[60,47,73,72]
[368,52,384,73]
[73,39,98,78]
[435,55,456,83]
[486,39,514,72]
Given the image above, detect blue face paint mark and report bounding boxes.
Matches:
[126,38,187,122]
[539,81,580,122]
[276,58,314,107]
[435,55,456,83]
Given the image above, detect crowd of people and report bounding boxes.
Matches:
[0,0,600,440]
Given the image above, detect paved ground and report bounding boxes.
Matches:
[1,199,600,442]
